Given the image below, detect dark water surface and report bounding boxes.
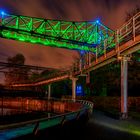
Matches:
[0,107,56,125]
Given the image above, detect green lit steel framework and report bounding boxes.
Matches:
[0,13,115,53]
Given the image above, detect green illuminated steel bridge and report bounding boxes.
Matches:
[0,12,115,53]
[1,12,140,86]
[0,11,140,140]
[3,12,140,121]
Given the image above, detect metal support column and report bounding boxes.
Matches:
[71,78,78,101]
[48,84,51,100]
[120,56,128,119]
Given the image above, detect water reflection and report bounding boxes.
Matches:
[0,107,56,125]
[0,108,31,116]
[0,97,83,125]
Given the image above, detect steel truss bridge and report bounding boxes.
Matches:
[2,12,139,87]
[0,12,114,53]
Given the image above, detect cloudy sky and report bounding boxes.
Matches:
[0,0,140,83]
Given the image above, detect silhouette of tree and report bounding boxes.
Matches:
[125,5,140,21]
[5,53,29,85]
[7,53,25,65]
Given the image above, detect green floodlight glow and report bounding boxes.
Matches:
[0,13,115,53]
[95,119,140,137]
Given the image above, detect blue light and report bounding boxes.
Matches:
[80,50,85,55]
[96,20,100,24]
[76,85,84,96]
[1,11,4,15]
[0,10,6,16]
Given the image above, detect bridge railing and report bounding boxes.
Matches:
[0,97,93,139]
[117,12,140,46]
[82,12,140,69]
[95,34,116,61]
[33,70,70,83]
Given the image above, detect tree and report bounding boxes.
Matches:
[125,5,140,21]
[5,53,29,85]
[7,53,25,65]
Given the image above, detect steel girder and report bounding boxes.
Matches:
[0,13,115,53]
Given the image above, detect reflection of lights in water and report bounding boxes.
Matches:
[48,113,51,118]
[0,98,82,115]
[26,99,29,110]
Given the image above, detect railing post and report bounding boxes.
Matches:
[132,17,135,41]
[104,39,107,58]
[88,52,91,66]
[86,52,89,66]
[84,52,91,67]
[33,122,39,135]
[79,59,82,71]
[96,46,98,62]
[48,84,51,100]
[116,30,120,56]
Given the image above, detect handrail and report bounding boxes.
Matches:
[0,98,93,139]
[117,12,140,43]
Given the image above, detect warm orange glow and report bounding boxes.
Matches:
[0,98,83,114]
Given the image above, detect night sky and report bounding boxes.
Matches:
[0,0,140,83]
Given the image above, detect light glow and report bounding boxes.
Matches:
[0,13,115,53]
[0,11,6,16]
[96,20,100,24]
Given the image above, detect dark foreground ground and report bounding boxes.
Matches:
[13,110,140,140]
